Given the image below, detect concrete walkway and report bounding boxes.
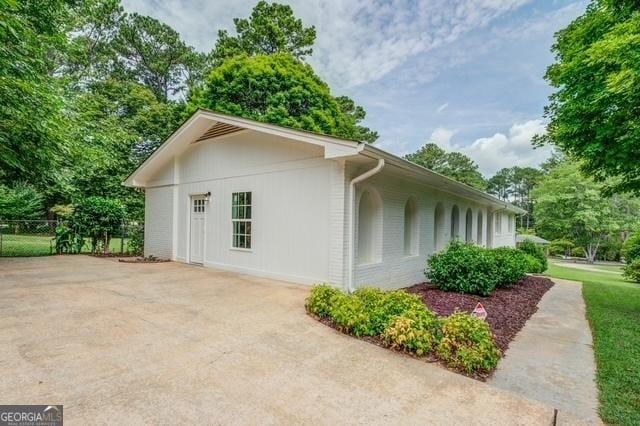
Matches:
[1,257,584,425]
[489,278,600,424]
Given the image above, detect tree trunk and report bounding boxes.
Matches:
[585,243,599,264]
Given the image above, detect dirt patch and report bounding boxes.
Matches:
[405,276,554,353]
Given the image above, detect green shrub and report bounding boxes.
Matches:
[352,287,385,309]
[623,259,640,283]
[490,247,527,286]
[127,223,144,256]
[306,284,341,318]
[0,184,44,220]
[54,225,85,254]
[518,239,548,272]
[571,246,585,258]
[372,290,427,331]
[329,293,375,337]
[521,253,544,274]
[351,287,429,335]
[427,241,499,296]
[622,232,640,263]
[549,239,574,257]
[382,308,440,356]
[436,311,501,374]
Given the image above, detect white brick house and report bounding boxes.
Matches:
[125,109,523,291]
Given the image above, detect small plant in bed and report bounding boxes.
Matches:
[437,311,501,374]
[305,284,502,377]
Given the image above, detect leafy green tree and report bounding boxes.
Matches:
[404,143,487,190]
[537,0,640,193]
[0,184,44,220]
[62,0,125,82]
[335,96,379,143]
[72,196,126,253]
[212,0,316,64]
[190,53,375,142]
[66,79,181,220]
[115,13,208,101]
[0,0,70,188]
[207,1,376,142]
[487,168,512,200]
[488,166,544,229]
[533,162,640,263]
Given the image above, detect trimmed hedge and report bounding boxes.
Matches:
[492,247,528,287]
[427,241,500,296]
[306,285,502,375]
[518,239,548,272]
[521,253,544,274]
[427,242,530,295]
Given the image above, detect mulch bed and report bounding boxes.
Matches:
[89,253,136,258]
[405,275,555,353]
[117,256,170,263]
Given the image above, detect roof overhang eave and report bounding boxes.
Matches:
[360,144,526,214]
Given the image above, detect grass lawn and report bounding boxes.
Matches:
[546,261,640,425]
[0,234,129,257]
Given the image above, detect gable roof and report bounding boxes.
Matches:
[124,109,525,214]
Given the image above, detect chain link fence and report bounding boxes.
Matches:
[0,220,143,257]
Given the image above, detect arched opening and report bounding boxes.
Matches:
[357,188,382,264]
[434,202,445,251]
[450,205,460,241]
[465,208,473,242]
[477,211,483,245]
[404,198,418,255]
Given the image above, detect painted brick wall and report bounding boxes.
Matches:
[349,167,503,290]
[492,210,517,247]
[328,160,347,285]
[144,185,175,259]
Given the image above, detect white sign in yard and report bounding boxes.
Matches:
[472,302,488,320]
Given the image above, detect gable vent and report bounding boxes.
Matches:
[194,122,244,143]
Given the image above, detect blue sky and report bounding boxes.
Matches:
[122,0,587,176]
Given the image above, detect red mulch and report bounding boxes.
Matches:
[405,276,554,353]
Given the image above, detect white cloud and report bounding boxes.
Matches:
[429,120,551,176]
[429,127,457,150]
[436,102,449,113]
[122,0,531,89]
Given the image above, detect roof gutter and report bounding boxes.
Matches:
[360,144,526,214]
[347,159,385,293]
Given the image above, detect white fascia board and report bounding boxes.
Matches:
[124,109,364,187]
[124,112,213,187]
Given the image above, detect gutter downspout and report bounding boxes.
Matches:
[347,159,385,293]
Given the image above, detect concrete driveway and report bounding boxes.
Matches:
[0,256,570,424]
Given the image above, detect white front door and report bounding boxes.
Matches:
[189,196,206,264]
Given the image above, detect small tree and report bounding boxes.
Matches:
[72,196,126,253]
